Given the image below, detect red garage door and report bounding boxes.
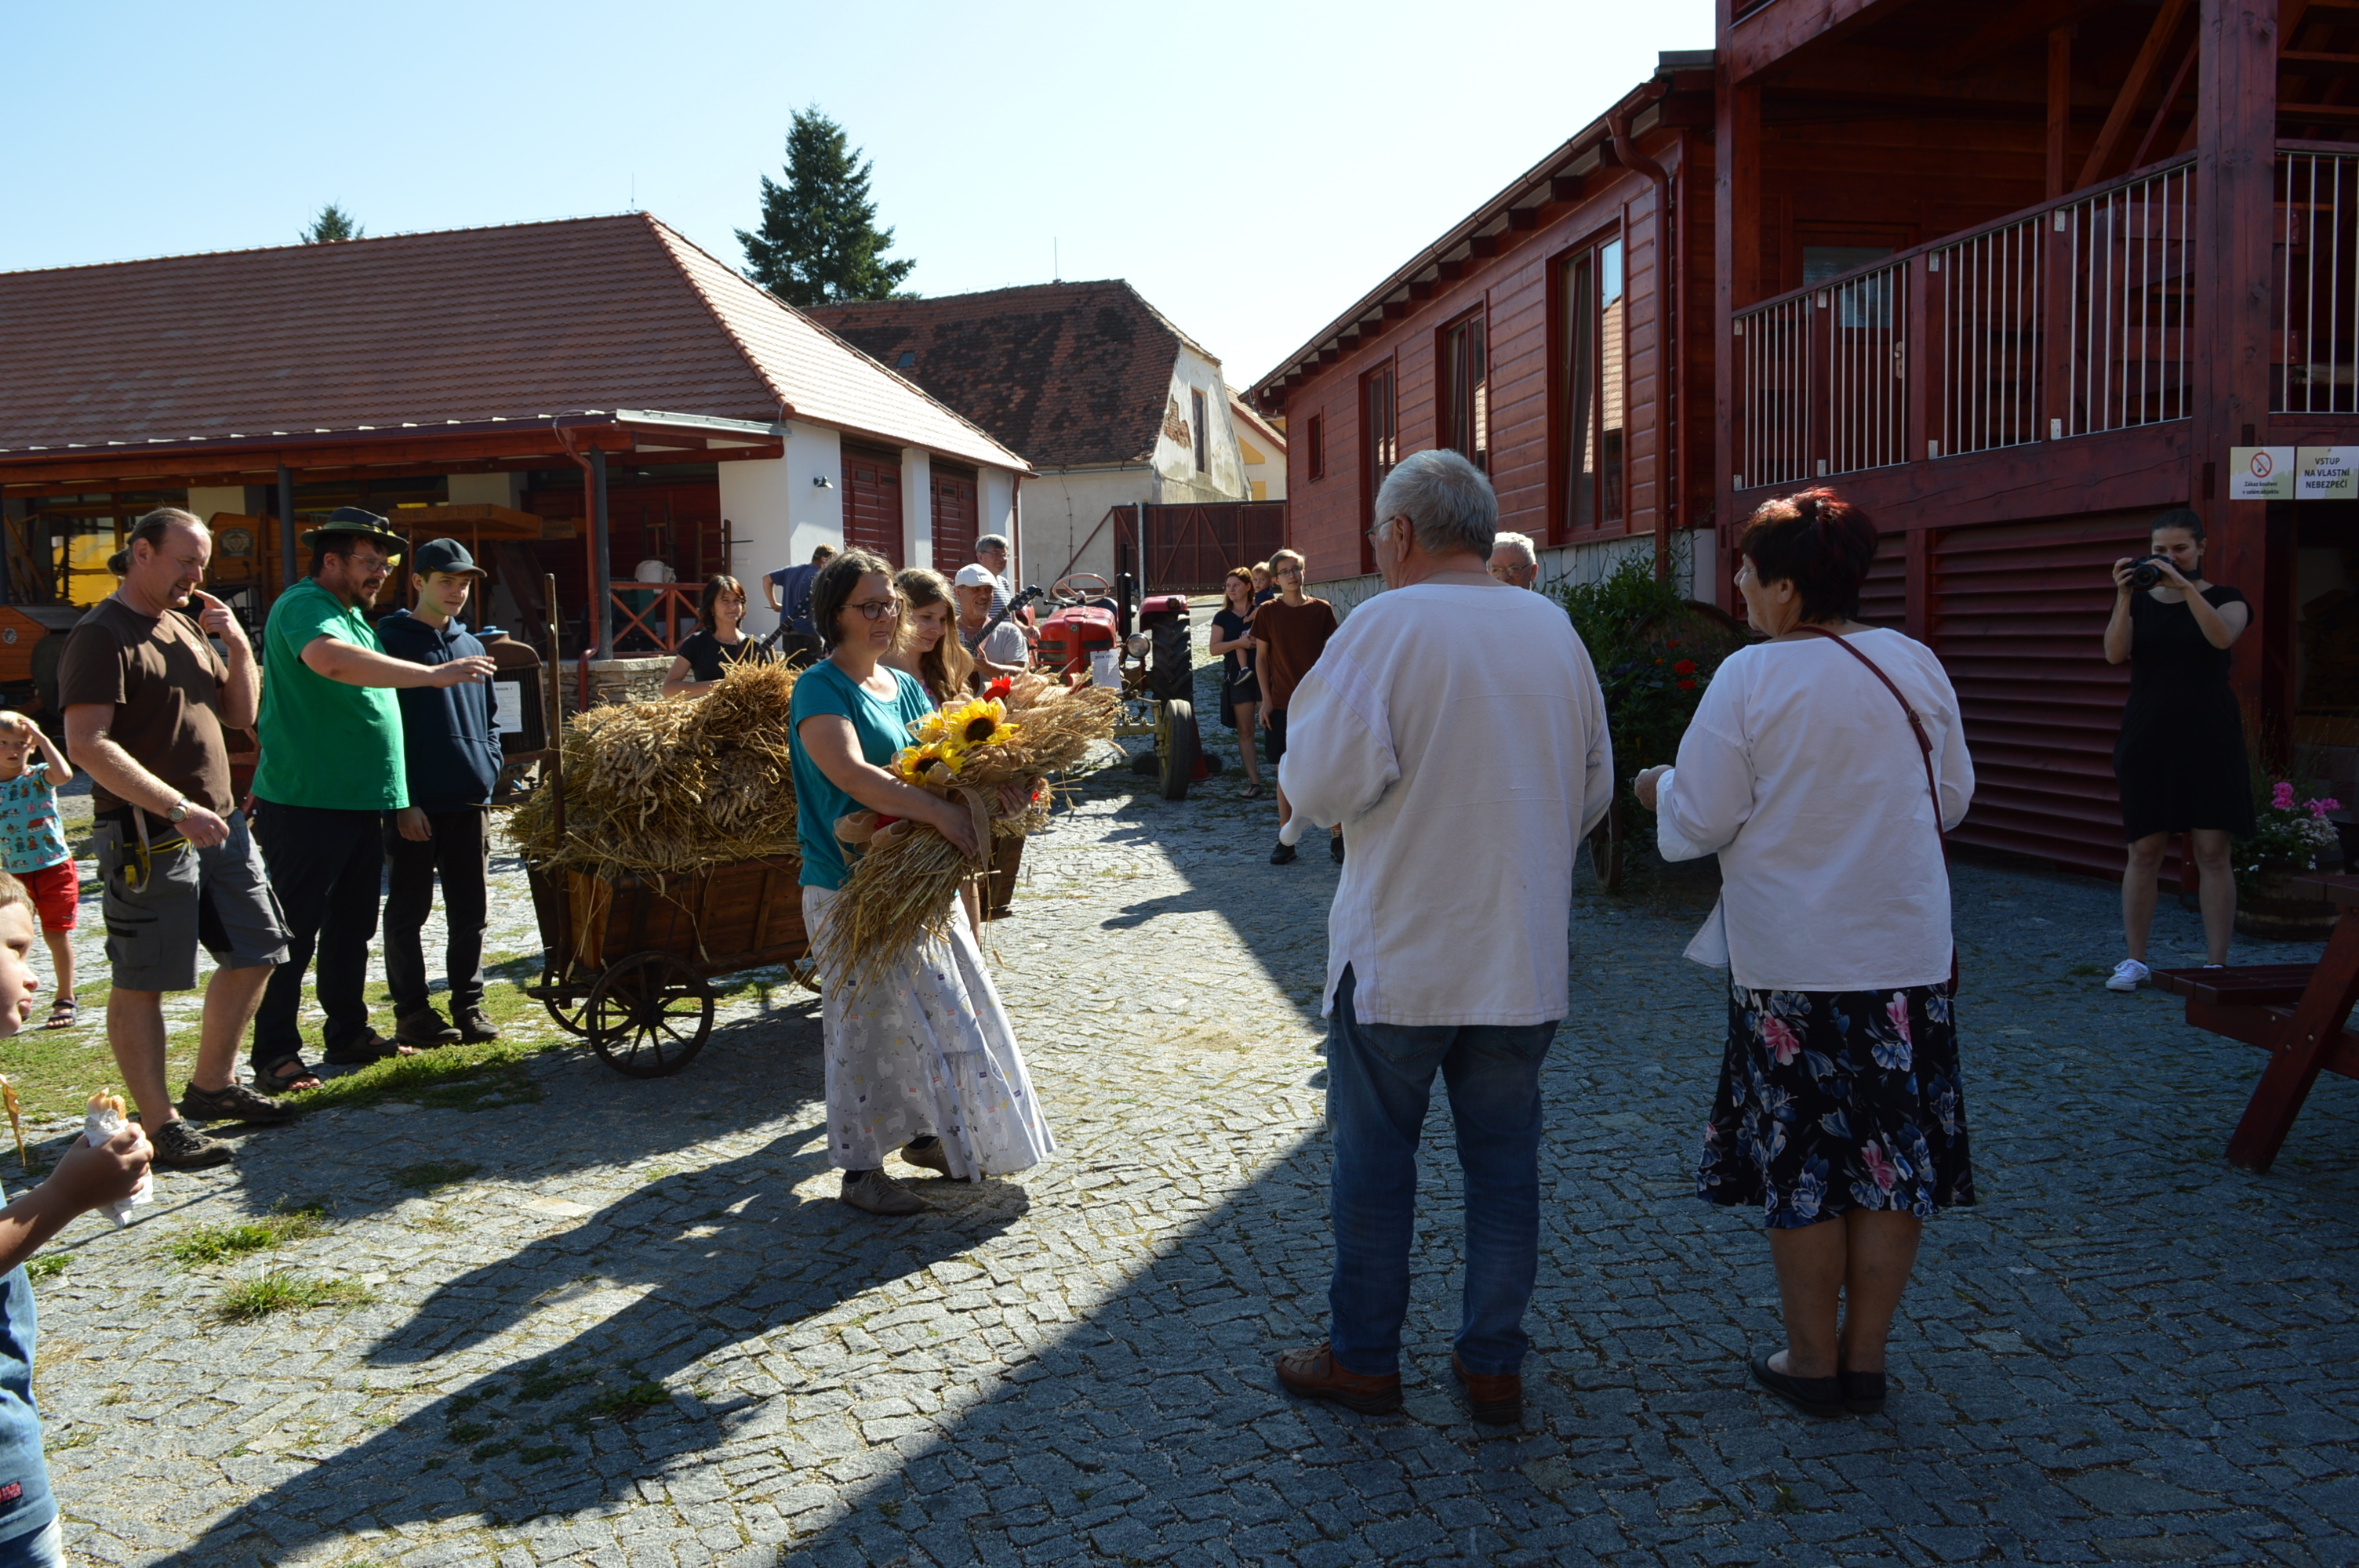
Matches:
[931,462,978,572]
[843,444,903,567]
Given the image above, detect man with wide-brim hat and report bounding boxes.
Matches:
[247,506,496,1092]
[376,536,505,1050]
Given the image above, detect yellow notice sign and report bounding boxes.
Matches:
[2230,446,2295,500]
[2299,446,2359,499]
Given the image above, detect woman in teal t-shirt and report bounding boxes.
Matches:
[787,551,1056,1217]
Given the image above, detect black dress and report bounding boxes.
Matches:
[2113,584,2255,841]
[1211,608,1259,726]
[676,630,775,684]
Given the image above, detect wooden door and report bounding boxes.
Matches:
[842,445,904,567]
[930,462,979,571]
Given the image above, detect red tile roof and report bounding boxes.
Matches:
[0,213,1024,472]
[807,280,1209,470]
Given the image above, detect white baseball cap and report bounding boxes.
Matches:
[953,564,998,588]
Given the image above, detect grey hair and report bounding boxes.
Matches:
[1373,449,1497,561]
[1491,530,1538,565]
[975,533,1009,554]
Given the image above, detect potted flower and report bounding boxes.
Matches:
[2233,781,2343,938]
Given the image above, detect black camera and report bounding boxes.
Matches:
[2126,554,2172,589]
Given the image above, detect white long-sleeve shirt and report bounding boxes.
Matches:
[1278,581,1614,1026]
[1656,628,1973,991]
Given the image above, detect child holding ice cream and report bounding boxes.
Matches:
[0,717,77,1031]
[0,871,152,1564]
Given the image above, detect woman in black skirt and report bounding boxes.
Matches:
[2103,508,2252,989]
[1636,489,1976,1420]
[663,575,777,698]
[1209,567,1265,799]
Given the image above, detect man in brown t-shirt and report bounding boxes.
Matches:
[59,507,291,1171]
[1251,548,1341,865]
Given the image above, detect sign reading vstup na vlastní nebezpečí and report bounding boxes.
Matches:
[2297,446,2359,500]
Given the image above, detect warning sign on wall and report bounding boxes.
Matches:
[2230,446,2295,500]
[2298,446,2359,499]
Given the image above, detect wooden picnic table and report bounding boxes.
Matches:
[2153,871,2359,1173]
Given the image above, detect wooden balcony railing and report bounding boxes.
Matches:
[2279,148,2359,414]
[1732,156,2198,489]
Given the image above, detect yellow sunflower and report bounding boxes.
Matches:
[910,708,951,744]
[890,741,959,786]
[941,696,1017,753]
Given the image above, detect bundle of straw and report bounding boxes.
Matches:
[817,676,1118,991]
[507,660,803,878]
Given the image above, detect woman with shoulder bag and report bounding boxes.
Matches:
[2102,508,2253,990]
[1634,488,1977,1421]
[1208,567,1265,799]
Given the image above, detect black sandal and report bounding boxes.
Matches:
[256,1056,322,1094]
[43,996,76,1030]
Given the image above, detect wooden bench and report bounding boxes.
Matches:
[2153,872,2359,1173]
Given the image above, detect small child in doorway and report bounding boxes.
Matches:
[0,869,152,1564]
[0,717,76,1031]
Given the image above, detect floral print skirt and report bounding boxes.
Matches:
[803,885,1056,1180]
[1697,982,1975,1229]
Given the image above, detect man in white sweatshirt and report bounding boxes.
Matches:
[1270,448,1613,1428]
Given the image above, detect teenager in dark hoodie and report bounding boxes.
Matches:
[376,539,503,1048]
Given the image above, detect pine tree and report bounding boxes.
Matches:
[302,203,364,244]
[736,108,916,307]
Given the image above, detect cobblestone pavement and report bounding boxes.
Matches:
[20,663,2359,1566]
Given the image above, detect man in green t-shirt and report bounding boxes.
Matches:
[249,509,496,1091]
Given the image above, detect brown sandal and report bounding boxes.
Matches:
[256,1056,323,1094]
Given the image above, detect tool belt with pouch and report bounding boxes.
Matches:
[96,804,191,895]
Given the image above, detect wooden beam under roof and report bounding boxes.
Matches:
[1940,0,2111,74]
[2075,0,2194,189]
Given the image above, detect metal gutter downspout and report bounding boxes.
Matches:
[1608,94,1676,583]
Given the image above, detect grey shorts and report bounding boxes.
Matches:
[93,810,289,993]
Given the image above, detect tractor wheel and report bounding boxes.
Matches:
[1150,619,1191,701]
[1159,699,1199,800]
[584,951,715,1078]
[1589,796,1627,893]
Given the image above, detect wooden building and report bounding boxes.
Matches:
[0,214,1027,662]
[1714,0,2359,876]
[1249,53,1718,608]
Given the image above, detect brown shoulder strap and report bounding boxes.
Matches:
[1792,626,1943,833]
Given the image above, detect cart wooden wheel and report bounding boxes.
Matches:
[542,993,589,1037]
[1158,698,1198,801]
[583,951,715,1078]
[1589,795,1627,893]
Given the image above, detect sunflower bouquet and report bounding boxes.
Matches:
[819,673,1120,990]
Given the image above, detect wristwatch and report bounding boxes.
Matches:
[166,799,191,825]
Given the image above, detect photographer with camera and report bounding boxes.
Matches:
[2103,507,2252,990]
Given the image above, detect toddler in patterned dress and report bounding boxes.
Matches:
[0,715,78,1030]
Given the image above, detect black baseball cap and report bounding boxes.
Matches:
[413,537,485,576]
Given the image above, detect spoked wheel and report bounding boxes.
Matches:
[583,951,715,1078]
[542,994,588,1037]
[1589,795,1627,893]
[1158,698,1199,800]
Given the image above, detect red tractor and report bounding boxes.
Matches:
[1034,573,1203,799]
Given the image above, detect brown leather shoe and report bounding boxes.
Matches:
[1452,1352,1523,1425]
[1275,1343,1401,1415]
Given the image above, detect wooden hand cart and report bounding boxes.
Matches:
[512,576,815,1079]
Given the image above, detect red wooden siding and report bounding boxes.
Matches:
[930,461,979,572]
[842,444,904,568]
[1928,513,2150,877]
[1274,130,1709,583]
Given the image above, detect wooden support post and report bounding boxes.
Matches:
[2048,25,2075,200]
[2194,0,2284,729]
[2079,0,2196,189]
[1714,67,1760,616]
[591,448,612,660]
[276,463,296,603]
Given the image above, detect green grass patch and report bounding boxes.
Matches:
[587,1381,667,1418]
[296,1038,544,1116]
[24,1255,67,1283]
[2067,961,2106,978]
[470,1437,512,1461]
[391,1161,480,1194]
[169,1202,331,1266]
[513,1358,594,1402]
[446,1421,493,1444]
[213,1270,376,1322]
[518,1443,572,1465]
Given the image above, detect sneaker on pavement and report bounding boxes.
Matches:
[1270,840,1298,866]
[175,1080,294,1124]
[839,1168,933,1215]
[453,1005,500,1044]
[2106,959,2150,993]
[150,1117,234,1170]
[395,1009,461,1048]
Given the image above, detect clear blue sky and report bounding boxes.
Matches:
[4,0,1714,391]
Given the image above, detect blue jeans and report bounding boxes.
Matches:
[1325,965,1558,1378]
[0,1518,62,1568]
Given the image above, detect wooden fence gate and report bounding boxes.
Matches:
[1105,502,1288,594]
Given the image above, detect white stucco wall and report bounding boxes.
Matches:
[718,421,845,620]
[900,448,933,571]
[1230,402,1288,503]
[1018,465,1154,591]
[1150,348,1251,505]
[983,468,1020,580]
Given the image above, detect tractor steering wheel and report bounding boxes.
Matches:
[1052,573,1114,606]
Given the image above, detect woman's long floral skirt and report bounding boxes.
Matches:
[1697,982,1975,1229]
[804,884,1056,1180]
